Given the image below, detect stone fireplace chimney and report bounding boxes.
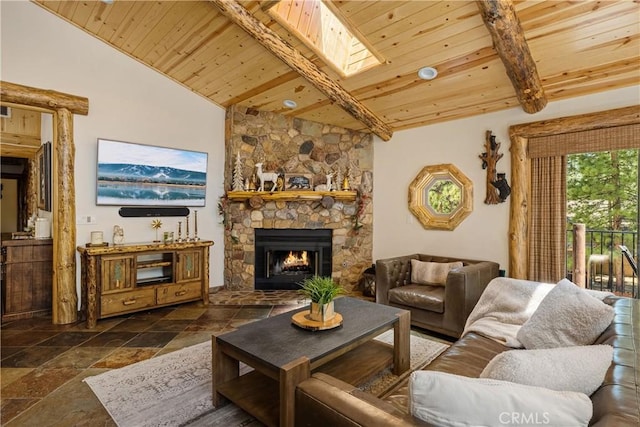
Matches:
[221,105,373,292]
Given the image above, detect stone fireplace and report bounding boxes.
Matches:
[222,105,373,292]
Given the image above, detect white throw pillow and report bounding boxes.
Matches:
[409,371,592,427]
[517,279,614,349]
[480,345,613,395]
[410,259,463,286]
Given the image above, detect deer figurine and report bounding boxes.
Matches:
[255,163,279,192]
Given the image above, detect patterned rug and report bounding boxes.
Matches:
[84,330,449,427]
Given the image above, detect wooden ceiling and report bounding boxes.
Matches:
[34,1,639,139]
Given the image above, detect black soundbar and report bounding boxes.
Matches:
[118,206,190,218]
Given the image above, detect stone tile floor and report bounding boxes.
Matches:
[0,290,371,426]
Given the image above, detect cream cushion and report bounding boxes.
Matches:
[409,371,592,427]
[410,260,463,286]
[480,345,613,395]
[517,279,615,349]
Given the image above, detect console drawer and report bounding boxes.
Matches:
[156,282,201,304]
[101,288,156,316]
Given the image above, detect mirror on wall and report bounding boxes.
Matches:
[409,163,473,230]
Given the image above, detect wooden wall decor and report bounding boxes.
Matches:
[479,130,510,204]
[1,80,89,325]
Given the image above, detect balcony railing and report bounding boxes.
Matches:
[566,228,638,298]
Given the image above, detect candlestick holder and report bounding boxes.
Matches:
[193,210,200,241]
[176,221,183,243]
[185,215,192,242]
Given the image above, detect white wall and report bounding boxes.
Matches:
[1,2,227,299]
[374,86,640,274]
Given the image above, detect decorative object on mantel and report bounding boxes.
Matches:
[185,215,191,242]
[151,219,162,242]
[294,275,345,330]
[314,172,334,192]
[285,173,313,190]
[342,175,351,191]
[255,162,280,192]
[232,152,244,191]
[479,130,510,204]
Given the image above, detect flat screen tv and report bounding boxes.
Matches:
[96,138,208,207]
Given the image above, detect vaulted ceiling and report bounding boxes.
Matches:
[34,1,640,140]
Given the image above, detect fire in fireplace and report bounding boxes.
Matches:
[273,250,311,274]
[255,229,332,290]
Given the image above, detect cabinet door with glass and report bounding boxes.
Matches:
[101,255,135,293]
[175,250,202,282]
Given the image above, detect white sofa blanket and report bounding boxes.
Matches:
[462,277,554,348]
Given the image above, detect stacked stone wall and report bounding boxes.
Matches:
[223,105,373,291]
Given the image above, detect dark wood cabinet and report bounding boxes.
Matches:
[1,238,53,321]
[77,240,213,328]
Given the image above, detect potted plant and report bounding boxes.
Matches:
[298,275,344,323]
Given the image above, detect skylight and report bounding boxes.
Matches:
[268,0,383,77]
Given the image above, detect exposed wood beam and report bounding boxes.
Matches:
[1,81,89,116]
[476,0,547,114]
[209,0,393,141]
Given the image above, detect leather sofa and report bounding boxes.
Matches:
[376,254,500,338]
[295,296,640,426]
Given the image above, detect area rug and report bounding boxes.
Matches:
[84,331,449,427]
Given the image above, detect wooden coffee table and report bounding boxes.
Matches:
[212,297,410,427]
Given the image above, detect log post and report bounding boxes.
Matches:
[508,133,529,279]
[52,108,78,324]
[573,223,586,288]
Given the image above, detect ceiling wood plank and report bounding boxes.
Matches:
[476,0,547,114]
[209,0,392,141]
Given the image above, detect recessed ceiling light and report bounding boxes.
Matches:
[283,99,297,109]
[418,66,438,80]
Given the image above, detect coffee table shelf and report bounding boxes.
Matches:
[217,371,279,427]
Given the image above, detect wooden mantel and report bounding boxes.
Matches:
[226,190,357,202]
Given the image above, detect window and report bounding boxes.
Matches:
[267,0,383,77]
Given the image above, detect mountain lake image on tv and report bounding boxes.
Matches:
[96,138,208,206]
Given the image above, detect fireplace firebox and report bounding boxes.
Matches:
[255,229,332,290]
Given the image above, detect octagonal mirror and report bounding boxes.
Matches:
[409,164,473,230]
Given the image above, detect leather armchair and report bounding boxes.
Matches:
[376,254,499,338]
